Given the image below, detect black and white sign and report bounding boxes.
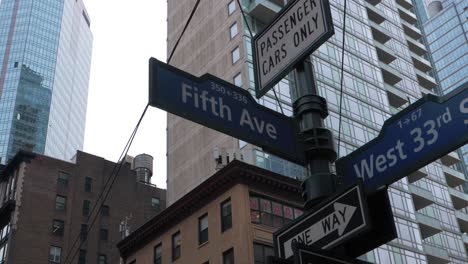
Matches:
[274,184,369,259]
[253,0,334,98]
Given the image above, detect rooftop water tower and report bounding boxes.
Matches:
[134,154,153,183]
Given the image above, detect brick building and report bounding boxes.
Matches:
[0,150,166,264]
[117,160,304,264]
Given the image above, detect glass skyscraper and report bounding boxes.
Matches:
[0,0,93,164]
[167,0,467,262]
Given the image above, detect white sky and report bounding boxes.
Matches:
[82,0,168,188]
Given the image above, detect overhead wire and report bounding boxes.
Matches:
[167,0,201,64]
[62,104,150,264]
[337,0,349,159]
[63,0,203,262]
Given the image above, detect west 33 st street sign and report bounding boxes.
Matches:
[337,82,468,193]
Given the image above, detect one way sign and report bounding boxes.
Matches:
[274,184,369,259]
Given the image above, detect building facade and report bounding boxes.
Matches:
[166,0,468,263]
[0,150,166,264]
[415,0,467,175]
[0,0,93,164]
[118,161,305,264]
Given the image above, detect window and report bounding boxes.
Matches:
[79,250,86,264]
[254,243,274,264]
[199,214,208,244]
[52,220,64,236]
[152,197,160,210]
[230,22,238,39]
[250,196,302,228]
[85,177,92,192]
[49,246,61,264]
[82,200,90,216]
[223,248,234,264]
[100,228,108,241]
[231,47,240,64]
[172,231,181,261]
[98,254,107,264]
[57,172,70,187]
[101,205,109,216]
[233,73,242,87]
[221,199,232,232]
[154,243,162,264]
[228,1,236,15]
[55,196,67,211]
[80,224,88,241]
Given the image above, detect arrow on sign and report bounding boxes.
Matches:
[283,203,356,259]
[274,184,369,259]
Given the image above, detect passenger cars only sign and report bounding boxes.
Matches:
[253,0,334,98]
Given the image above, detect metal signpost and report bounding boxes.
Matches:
[253,0,334,98]
[148,58,305,164]
[274,184,369,259]
[336,82,468,193]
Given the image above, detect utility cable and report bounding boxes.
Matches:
[337,0,349,159]
[167,0,201,64]
[236,0,285,115]
[62,104,150,264]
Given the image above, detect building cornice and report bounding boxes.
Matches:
[117,160,302,258]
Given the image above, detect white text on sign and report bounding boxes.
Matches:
[181,83,278,140]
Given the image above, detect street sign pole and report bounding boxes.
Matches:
[251,0,337,207]
[292,58,337,207]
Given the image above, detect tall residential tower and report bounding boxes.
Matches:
[0,0,93,164]
[167,0,467,263]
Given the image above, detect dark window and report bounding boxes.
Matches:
[52,220,64,236]
[199,214,208,244]
[85,177,92,192]
[100,228,108,241]
[98,254,107,264]
[151,197,160,210]
[57,172,70,187]
[254,243,274,264]
[78,250,86,264]
[101,205,110,216]
[82,200,91,216]
[223,248,234,264]
[14,62,18,68]
[80,224,88,241]
[49,246,61,264]
[55,195,67,211]
[154,243,162,264]
[221,199,232,232]
[172,231,181,261]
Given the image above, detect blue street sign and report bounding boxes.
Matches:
[149,58,305,164]
[336,82,468,193]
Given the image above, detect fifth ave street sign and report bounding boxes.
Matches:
[148,58,305,164]
[253,0,334,98]
[336,82,468,193]
[274,184,369,259]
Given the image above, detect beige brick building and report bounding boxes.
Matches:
[118,161,304,264]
